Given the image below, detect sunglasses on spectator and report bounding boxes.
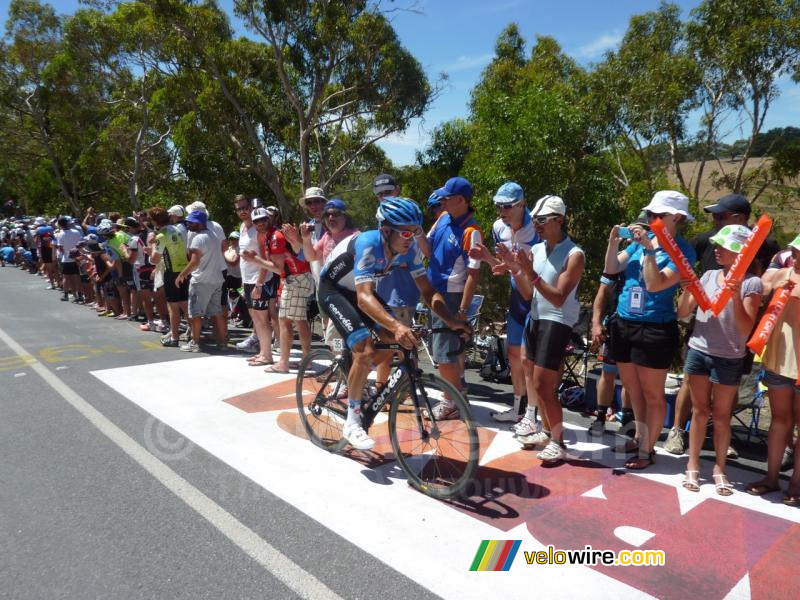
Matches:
[253,217,269,224]
[712,211,737,220]
[305,198,325,205]
[390,228,416,239]
[497,200,522,211]
[325,211,343,219]
[533,214,560,225]
[646,211,668,220]
[235,205,249,213]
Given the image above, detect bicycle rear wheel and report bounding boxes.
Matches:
[389,373,479,499]
[295,348,348,453]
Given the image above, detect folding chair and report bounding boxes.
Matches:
[731,368,767,444]
[561,307,591,389]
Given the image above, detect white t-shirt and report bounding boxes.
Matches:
[55,228,83,263]
[188,230,224,285]
[238,223,263,284]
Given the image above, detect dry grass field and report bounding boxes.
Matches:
[666,157,800,236]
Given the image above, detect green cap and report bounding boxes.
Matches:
[709,224,751,253]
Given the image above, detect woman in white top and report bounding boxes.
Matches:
[495,195,585,463]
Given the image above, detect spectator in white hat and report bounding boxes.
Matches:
[604,190,696,470]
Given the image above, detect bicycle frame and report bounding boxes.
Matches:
[358,345,435,443]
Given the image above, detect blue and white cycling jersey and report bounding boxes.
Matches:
[492,210,539,320]
[319,230,425,291]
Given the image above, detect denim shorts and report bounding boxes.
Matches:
[684,347,745,386]
[431,292,464,364]
[762,369,800,392]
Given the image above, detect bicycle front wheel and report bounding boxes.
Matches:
[295,348,348,453]
[389,373,479,499]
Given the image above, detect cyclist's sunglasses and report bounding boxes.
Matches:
[496,200,522,210]
[390,228,416,239]
[533,214,560,225]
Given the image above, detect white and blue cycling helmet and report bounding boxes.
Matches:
[375,197,422,227]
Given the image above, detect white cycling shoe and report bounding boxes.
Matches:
[343,423,375,451]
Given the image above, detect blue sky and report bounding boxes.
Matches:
[4,0,799,165]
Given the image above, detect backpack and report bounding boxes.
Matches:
[479,336,510,383]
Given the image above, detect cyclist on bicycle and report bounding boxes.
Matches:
[318,197,471,450]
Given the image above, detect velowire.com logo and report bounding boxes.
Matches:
[469,540,522,571]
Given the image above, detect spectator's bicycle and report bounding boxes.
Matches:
[295,328,479,499]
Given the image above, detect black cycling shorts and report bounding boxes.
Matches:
[40,247,53,263]
[608,317,679,370]
[60,262,79,276]
[137,266,155,292]
[317,280,387,349]
[163,271,189,303]
[522,318,574,371]
[244,279,278,311]
[119,262,135,287]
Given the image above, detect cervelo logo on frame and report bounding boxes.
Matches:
[470,540,521,571]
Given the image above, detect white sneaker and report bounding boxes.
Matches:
[236,335,259,353]
[537,440,567,463]
[512,416,541,437]
[179,340,200,353]
[517,430,550,448]
[431,401,460,420]
[343,423,375,451]
[491,407,522,423]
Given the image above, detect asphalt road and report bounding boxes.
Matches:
[0,266,440,600]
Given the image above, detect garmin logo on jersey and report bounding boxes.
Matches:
[327,303,353,332]
[328,260,346,279]
[372,367,404,412]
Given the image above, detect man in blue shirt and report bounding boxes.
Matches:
[427,176,483,418]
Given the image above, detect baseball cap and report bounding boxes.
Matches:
[643,190,695,222]
[324,198,347,212]
[632,210,650,227]
[228,231,240,239]
[185,201,208,215]
[167,205,185,218]
[531,195,566,217]
[427,192,442,209]
[433,176,474,200]
[703,194,751,217]
[124,216,139,228]
[710,224,752,253]
[185,210,208,225]
[251,207,269,221]
[300,187,326,207]
[493,182,524,205]
[789,234,800,251]
[373,173,397,194]
[115,218,129,228]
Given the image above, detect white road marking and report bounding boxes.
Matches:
[0,325,343,600]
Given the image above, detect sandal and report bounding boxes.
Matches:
[783,486,800,506]
[682,470,700,492]
[745,480,780,496]
[615,438,639,454]
[248,359,274,366]
[264,365,290,374]
[625,450,655,470]
[713,473,734,497]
